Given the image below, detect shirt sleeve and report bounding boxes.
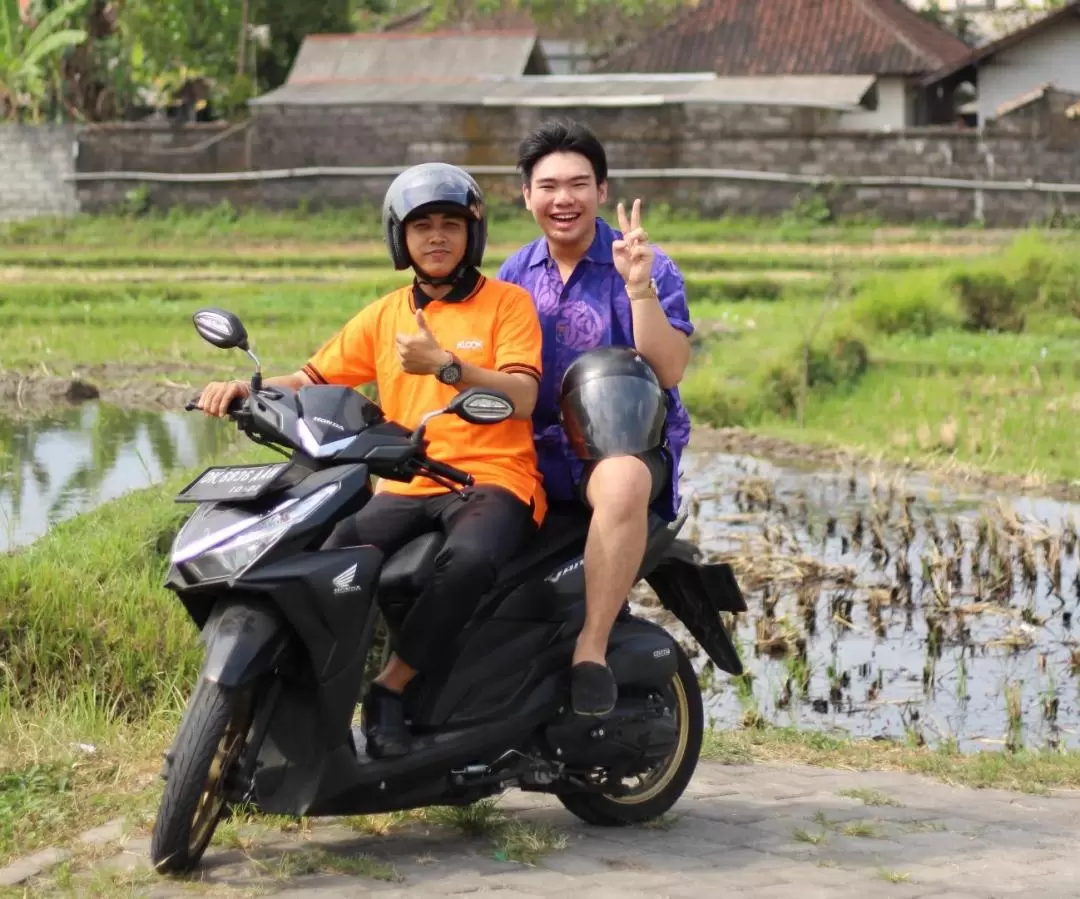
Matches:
[653,255,694,338]
[303,302,379,387]
[494,286,542,382]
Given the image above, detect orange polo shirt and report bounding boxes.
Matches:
[303,276,546,526]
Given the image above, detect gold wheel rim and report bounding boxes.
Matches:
[608,672,691,805]
[188,706,249,852]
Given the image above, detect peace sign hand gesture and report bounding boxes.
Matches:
[613,198,655,297]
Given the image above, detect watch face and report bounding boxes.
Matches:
[439,362,462,384]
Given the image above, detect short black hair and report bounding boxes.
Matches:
[516,119,608,186]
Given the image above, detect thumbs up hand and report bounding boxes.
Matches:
[397,309,451,375]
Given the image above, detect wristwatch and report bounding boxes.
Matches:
[435,352,462,385]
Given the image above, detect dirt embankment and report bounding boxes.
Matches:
[693,426,1080,503]
[0,364,200,413]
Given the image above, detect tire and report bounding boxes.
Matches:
[151,678,255,874]
[557,642,703,827]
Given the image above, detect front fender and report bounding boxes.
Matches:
[645,541,746,675]
[201,599,287,687]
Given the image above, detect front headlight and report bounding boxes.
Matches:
[177,483,340,581]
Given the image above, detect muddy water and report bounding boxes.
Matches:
[661,449,1080,751]
[0,404,237,553]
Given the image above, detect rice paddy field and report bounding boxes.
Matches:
[2,202,1080,870]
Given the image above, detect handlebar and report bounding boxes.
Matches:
[184,391,474,487]
[417,457,475,488]
[184,395,247,416]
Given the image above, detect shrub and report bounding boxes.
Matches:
[761,328,869,417]
[851,271,959,336]
[950,268,1031,333]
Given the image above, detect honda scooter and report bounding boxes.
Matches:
[151,307,747,874]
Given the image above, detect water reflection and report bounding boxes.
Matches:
[663,449,1080,751]
[0,404,237,553]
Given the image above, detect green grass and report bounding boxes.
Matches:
[0,441,272,719]
[0,202,1020,249]
[0,246,968,273]
[702,726,1080,793]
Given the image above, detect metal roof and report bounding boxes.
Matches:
[283,31,548,84]
[251,73,876,110]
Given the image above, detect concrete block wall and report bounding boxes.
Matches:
[0,125,79,221]
[7,100,1080,226]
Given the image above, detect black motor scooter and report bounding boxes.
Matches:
[150,307,747,874]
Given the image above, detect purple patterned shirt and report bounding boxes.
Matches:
[497,217,694,521]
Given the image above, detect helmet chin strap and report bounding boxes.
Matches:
[411,264,482,309]
[412,262,465,288]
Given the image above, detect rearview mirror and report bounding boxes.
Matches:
[447,388,515,425]
[193,308,249,351]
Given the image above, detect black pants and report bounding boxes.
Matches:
[324,487,536,673]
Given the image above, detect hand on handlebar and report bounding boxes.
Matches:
[191,380,250,418]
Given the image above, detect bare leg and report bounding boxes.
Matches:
[572,456,653,714]
[375,655,416,693]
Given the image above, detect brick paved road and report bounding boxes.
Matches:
[87,761,1080,898]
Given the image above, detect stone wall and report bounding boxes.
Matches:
[44,101,1080,225]
[0,126,79,221]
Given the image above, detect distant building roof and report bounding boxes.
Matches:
[251,72,876,110]
[284,30,550,84]
[600,0,971,77]
[921,0,1080,86]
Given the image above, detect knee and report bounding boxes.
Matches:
[586,456,652,520]
[434,542,498,589]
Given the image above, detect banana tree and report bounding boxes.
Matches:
[0,0,87,121]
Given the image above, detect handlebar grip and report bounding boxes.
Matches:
[184,395,248,416]
[422,458,474,487]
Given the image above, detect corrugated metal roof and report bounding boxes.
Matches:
[251,73,876,109]
[284,31,548,84]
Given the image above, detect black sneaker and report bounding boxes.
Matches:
[571,662,618,716]
[361,683,410,759]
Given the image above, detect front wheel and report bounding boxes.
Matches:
[151,679,255,874]
[557,641,704,826]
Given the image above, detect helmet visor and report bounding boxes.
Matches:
[391,170,478,220]
[561,377,668,460]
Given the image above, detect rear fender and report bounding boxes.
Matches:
[645,541,746,676]
[201,599,287,687]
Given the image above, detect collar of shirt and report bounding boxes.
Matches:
[526,217,618,270]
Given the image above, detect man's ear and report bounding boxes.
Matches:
[522,182,532,212]
[597,180,608,205]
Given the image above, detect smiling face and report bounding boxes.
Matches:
[404,210,468,279]
[523,150,607,257]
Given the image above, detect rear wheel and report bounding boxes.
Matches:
[557,642,703,826]
[151,679,255,874]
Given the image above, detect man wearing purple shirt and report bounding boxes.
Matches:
[497,120,694,716]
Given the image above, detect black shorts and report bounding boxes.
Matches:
[578,447,671,508]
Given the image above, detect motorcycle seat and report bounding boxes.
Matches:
[376,502,591,600]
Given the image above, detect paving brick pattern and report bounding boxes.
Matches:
[71,762,1080,898]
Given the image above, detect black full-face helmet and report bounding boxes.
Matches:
[559,347,668,461]
[382,163,488,286]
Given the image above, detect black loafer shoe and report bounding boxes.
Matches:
[361,685,410,759]
[571,661,618,716]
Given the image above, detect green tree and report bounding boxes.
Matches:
[0,0,87,121]
[251,0,355,90]
[382,0,693,56]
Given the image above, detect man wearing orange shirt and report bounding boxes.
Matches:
[195,163,546,759]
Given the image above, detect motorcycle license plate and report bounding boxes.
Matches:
[175,462,291,503]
